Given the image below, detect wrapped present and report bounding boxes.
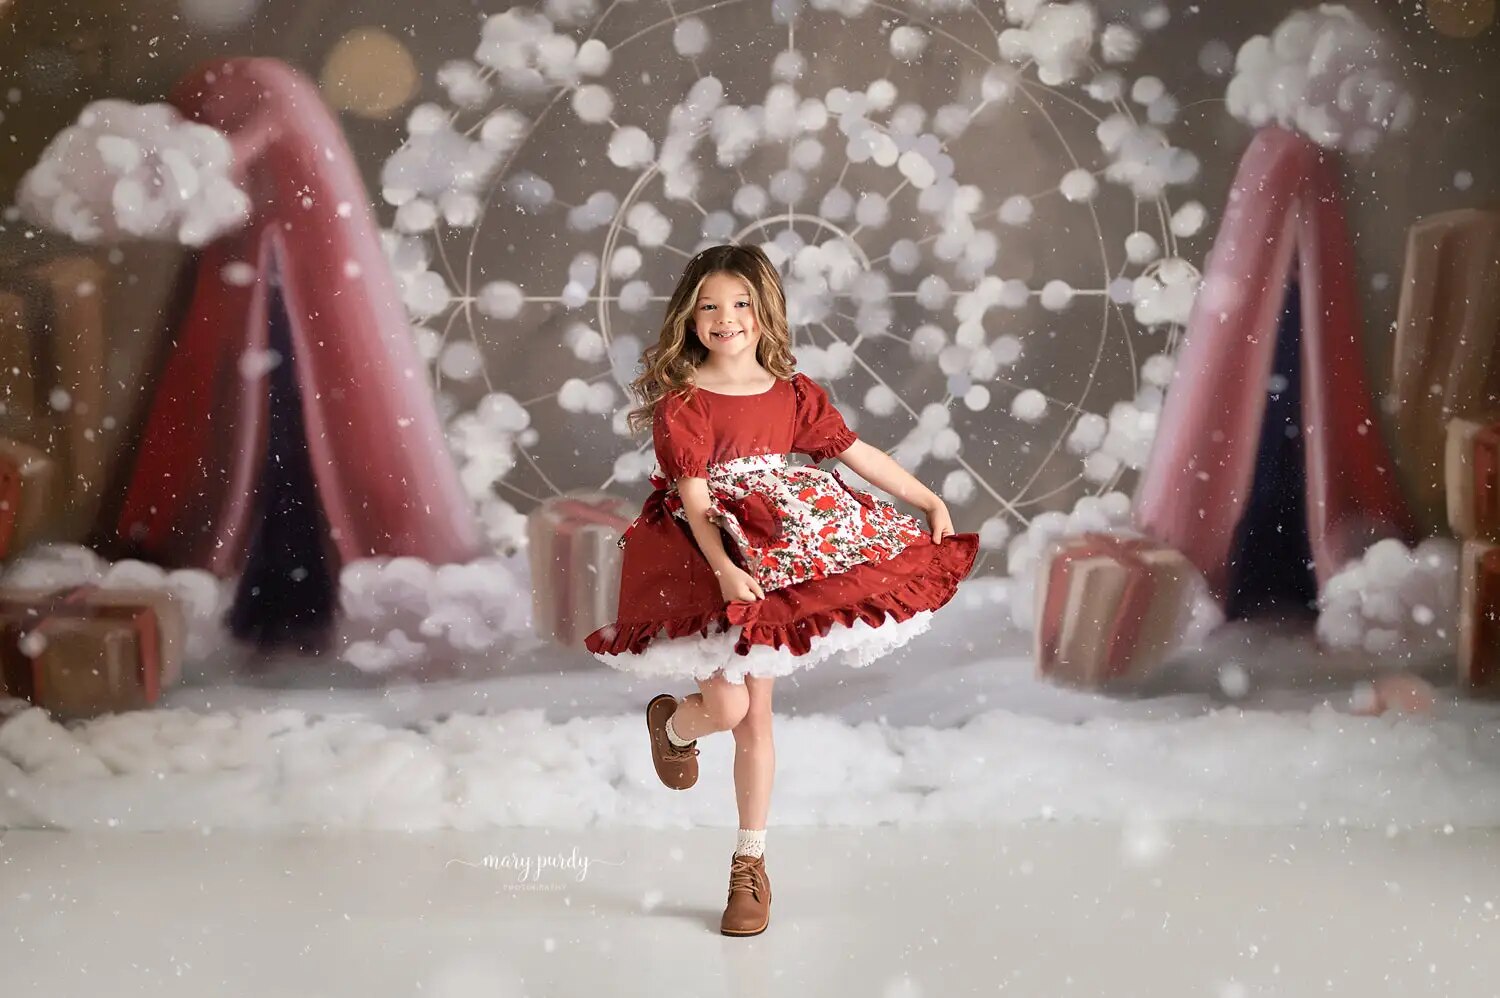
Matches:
[0,585,187,719]
[1459,540,1500,694]
[526,492,635,648]
[0,255,109,542]
[1035,532,1195,688]
[1389,209,1500,534]
[0,437,56,559]
[1446,415,1500,542]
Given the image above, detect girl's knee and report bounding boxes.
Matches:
[732,705,773,738]
[701,684,750,732]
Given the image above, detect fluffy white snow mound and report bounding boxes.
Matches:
[1316,537,1459,662]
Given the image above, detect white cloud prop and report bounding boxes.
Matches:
[1225,4,1414,154]
[997,1,1098,86]
[17,99,250,247]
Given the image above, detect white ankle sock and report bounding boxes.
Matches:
[664,714,694,747]
[734,828,766,858]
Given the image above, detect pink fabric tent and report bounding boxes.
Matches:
[116,58,481,576]
[1132,126,1416,603]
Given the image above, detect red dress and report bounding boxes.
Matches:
[584,372,979,684]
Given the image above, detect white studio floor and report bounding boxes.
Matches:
[3,574,1500,995]
[3,823,1499,997]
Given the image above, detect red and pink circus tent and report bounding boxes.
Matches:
[115,58,481,645]
[1132,126,1417,616]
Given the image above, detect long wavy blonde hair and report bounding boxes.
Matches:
[624,243,797,435]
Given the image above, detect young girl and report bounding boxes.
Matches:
[585,244,979,937]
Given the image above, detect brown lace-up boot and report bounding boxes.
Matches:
[719,853,771,936]
[645,693,699,790]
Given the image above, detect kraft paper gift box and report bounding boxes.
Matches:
[1035,532,1194,688]
[0,437,56,560]
[1388,209,1500,534]
[0,255,110,543]
[0,585,187,719]
[1446,415,1500,543]
[1459,540,1500,695]
[526,492,635,648]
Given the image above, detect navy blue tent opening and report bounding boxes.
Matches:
[1224,277,1319,621]
[226,264,338,651]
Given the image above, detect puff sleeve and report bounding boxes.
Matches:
[791,373,858,463]
[652,391,712,481]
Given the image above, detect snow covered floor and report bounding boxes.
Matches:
[3,823,1498,997]
[2,579,1500,832]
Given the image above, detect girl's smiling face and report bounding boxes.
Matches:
[692,271,761,356]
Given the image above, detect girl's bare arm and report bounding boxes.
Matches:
[832,440,942,512]
[676,476,738,576]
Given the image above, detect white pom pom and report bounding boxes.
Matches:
[998,194,1033,226]
[942,469,975,504]
[438,340,484,381]
[610,245,642,279]
[1147,95,1179,125]
[1169,201,1207,237]
[557,378,592,412]
[1059,168,1098,202]
[480,110,527,152]
[865,384,899,416]
[855,192,890,228]
[982,65,1021,103]
[1124,230,1160,265]
[575,38,612,76]
[819,186,854,220]
[999,280,1029,309]
[625,202,671,246]
[1011,388,1047,422]
[915,275,950,310]
[477,281,524,320]
[395,198,438,233]
[866,78,898,111]
[791,137,824,172]
[772,49,805,81]
[673,17,710,56]
[1067,412,1108,453]
[963,385,992,411]
[733,184,768,217]
[572,84,614,124]
[1086,72,1125,103]
[1083,450,1122,483]
[979,516,1012,549]
[1101,25,1140,63]
[1131,76,1166,105]
[1141,352,1175,387]
[437,60,491,108]
[932,428,962,460]
[618,279,652,312]
[992,334,1022,366]
[563,321,607,361]
[890,25,928,62]
[910,323,947,360]
[586,381,616,414]
[608,126,655,169]
[888,238,921,273]
[440,191,480,227]
[1039,280,1074,311]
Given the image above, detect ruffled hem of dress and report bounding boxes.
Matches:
[589,609,936,685]
[584,532,978,678]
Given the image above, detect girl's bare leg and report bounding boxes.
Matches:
[731,676,775,831]
[668,671,749,741]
